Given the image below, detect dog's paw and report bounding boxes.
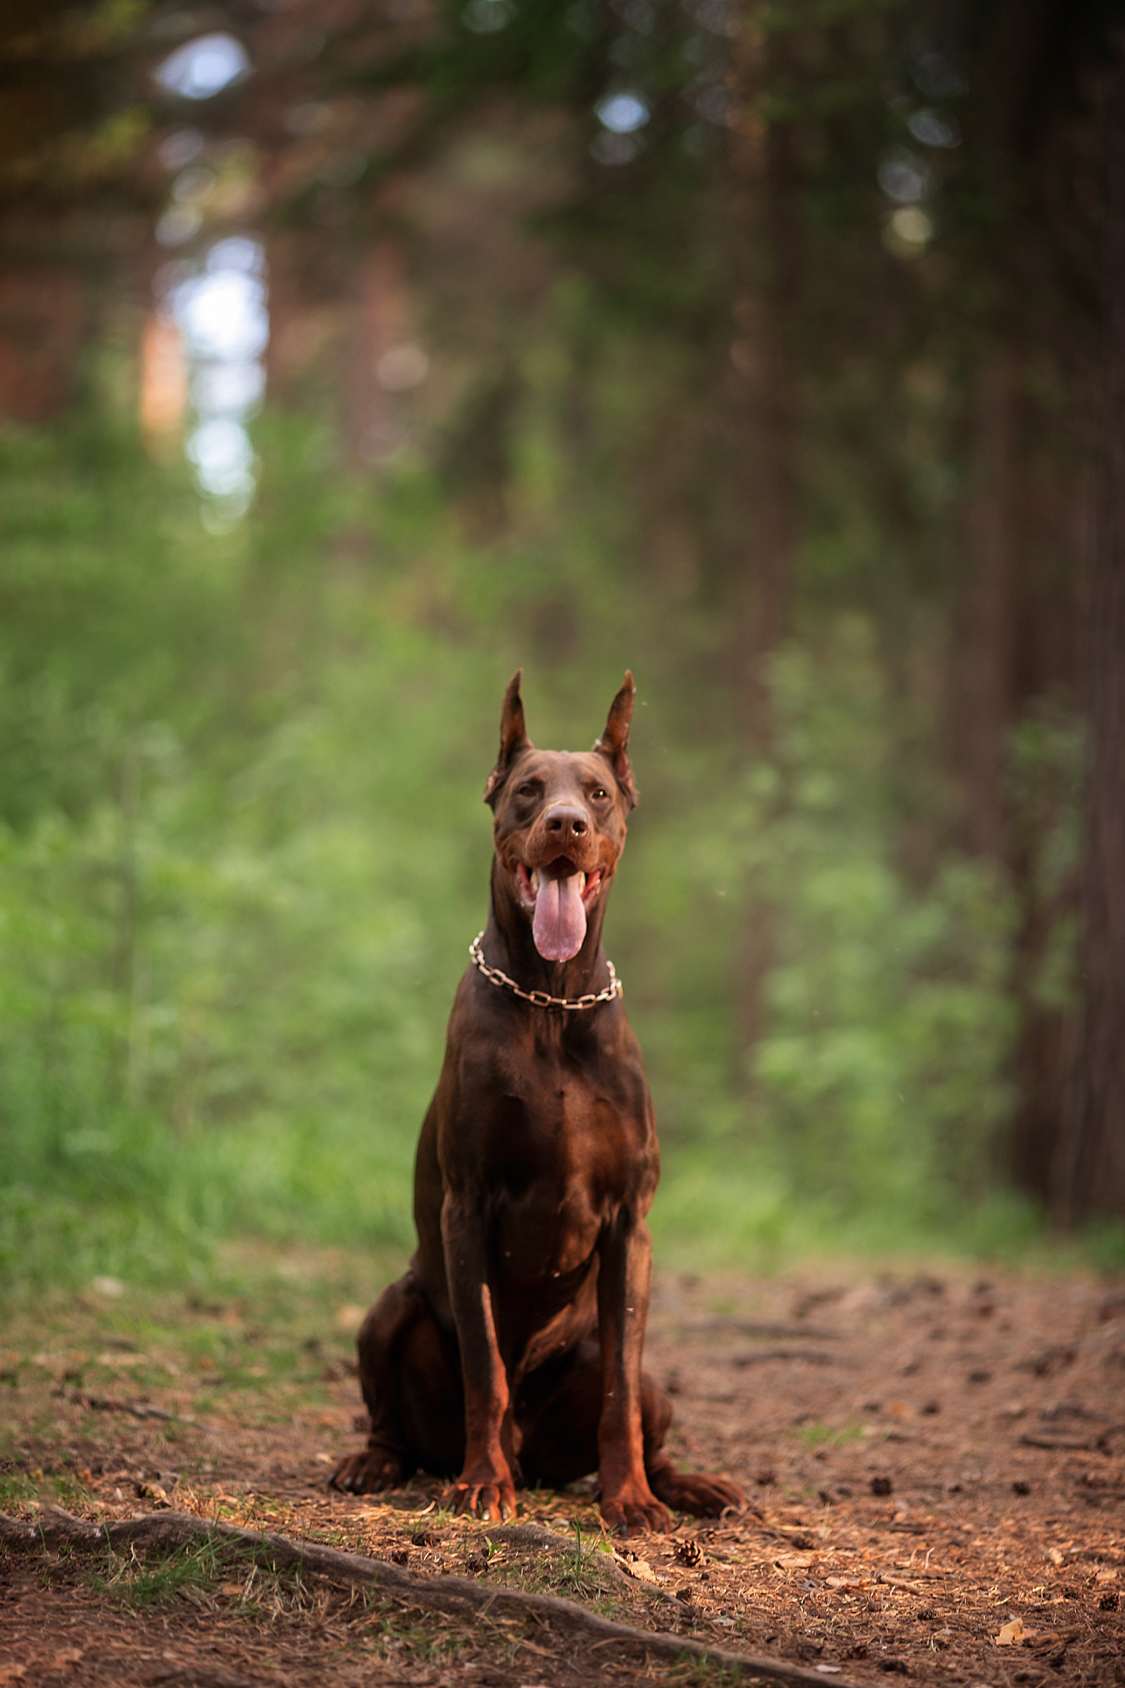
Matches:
[648,1467,747,1519]
[600,1482,672,1537]
[328,1447,405,1495]
[447,1476,517,1523]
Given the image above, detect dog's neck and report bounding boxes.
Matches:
[484,857,615,998]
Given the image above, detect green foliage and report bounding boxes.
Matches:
[635,617,1020,1255]
[1008,702,1083,1013]
[0,375,1083,1292]
[0,419,486,1287]
[647,621,1035,1268]
[747,626,1019,1217]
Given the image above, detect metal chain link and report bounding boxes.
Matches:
[469,932,622,1011]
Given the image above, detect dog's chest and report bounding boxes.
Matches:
[479,1059,654,1266]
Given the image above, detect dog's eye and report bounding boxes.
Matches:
[590,786,608,801]
[516,783,538,799]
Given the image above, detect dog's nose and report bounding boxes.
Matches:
[544,805,588,841]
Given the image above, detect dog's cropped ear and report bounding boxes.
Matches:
[593,671,638,810]
[483,669,533,807]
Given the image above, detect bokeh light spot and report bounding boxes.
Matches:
[156,34,250,101]
[463,0,514,34]
[376,345,430,393]
[595,92,650,134]
[878,151,928,205]
[907,108,961,149]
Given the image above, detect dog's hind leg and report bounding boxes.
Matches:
[641,1371,747,1519]
[517,1348,743,1524]
[330,1270,465,1494]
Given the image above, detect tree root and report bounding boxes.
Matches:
[0,1507,863,1687]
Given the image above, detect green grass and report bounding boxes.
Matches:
[0,1239,402,1474]
[663,1661,755,1687]
[793,1420,865,1451]
[0,1468,98,1511]
[91,1537,229,1609]
[363,1605,470,1665]
[0,1475,40,1511]
[650,1158,1125,1276]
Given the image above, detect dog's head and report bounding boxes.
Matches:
[484,672,637,963]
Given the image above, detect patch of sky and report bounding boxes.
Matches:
[907,108,961,149]
[591,90,650,165]
[595,91,650,134]
[162,236,269,525]
[155,33,251,101]
[878,150,929,205]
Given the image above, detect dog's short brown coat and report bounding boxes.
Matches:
[331,672,743,1534]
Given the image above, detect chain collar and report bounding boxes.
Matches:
[469,932,622,1011]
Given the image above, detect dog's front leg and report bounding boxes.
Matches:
[596,1212,671,1535]
[441,1193,517,1521]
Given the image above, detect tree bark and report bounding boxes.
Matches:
[728,46,798,746]
[958,347,1017,863]
[343,237,409,470]
[1052,43,1125,1224]
[728,12,800,1054]
[0,262,87,421]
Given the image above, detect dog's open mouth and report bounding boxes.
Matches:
[515,859,604,962]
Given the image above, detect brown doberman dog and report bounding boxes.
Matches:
[331,671,744,1534]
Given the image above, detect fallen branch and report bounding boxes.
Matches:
[52,1387,214,1430]
[0,1508,863,1688]
[1019,1432,1095,1451]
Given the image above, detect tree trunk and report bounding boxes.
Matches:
[0,262,86,421]
[1052,43,1125,1224]
[1006,403,1087,1203]
[728,16,800,1055]
[343,238,409,470]
[958,347,1017,863]
[728,107,798,744]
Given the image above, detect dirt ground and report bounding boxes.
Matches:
[2,1262,1124,1686]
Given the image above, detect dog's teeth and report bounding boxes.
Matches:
[530,870,540,893]
[579,874,586,891]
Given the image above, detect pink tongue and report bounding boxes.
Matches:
[532,873,587,962]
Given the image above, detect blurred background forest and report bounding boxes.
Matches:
[2,0,1125,1295]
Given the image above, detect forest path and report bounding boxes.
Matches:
[2,1264,1123,1685]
